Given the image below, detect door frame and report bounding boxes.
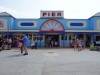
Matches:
[44,33,60,47]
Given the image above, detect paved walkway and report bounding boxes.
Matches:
[0,48,100,75]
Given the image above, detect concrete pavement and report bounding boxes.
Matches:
[0,48,100,75]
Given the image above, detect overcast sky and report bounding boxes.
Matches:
[0,0,100,19]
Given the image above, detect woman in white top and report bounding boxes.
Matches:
[77,38,82,51]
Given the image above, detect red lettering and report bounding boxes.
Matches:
[42,11,63,17]
[52,12,55,16]
[43,12,47,16]
[48,13,50,16]
[57,12,61,16]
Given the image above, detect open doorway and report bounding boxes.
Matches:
[45,34,59,47]
[86,34,91,47]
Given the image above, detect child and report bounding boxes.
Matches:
[18,40,23,53]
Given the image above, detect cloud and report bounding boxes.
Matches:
[0,5,97,19]
[0,6,31,18]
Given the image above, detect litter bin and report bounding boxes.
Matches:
[90,44,95,51]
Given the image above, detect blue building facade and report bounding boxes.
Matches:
[0,11,100,48]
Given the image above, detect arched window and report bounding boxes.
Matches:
[40,19,64,32]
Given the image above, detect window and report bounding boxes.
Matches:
[61,35,64,40]
[65,35,67,40]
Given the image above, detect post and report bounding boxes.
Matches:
[83,33,86,48]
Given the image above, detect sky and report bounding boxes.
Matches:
[0,0,100,19]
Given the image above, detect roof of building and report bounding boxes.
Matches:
[0,12,14,17]
[93,12,100,17]
[0,12,100,19]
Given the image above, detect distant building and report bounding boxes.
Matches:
[0,11,100,47]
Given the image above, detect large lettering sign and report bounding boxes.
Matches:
[40,11,64,18]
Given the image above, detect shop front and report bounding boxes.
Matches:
[0,11,100,48]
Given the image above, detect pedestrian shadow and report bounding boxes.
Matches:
[7,54,22,58]
[13,50,20,52]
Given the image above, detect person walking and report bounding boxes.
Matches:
[77,38,82,51]
[46,37,51,47]
[16,35,29,55]
[23,34,29,55]
[8,37,12,50]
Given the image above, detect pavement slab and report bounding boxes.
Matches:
[0,48,100,75]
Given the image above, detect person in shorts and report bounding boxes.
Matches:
[23,34,29,55]
[8,37,12,50]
